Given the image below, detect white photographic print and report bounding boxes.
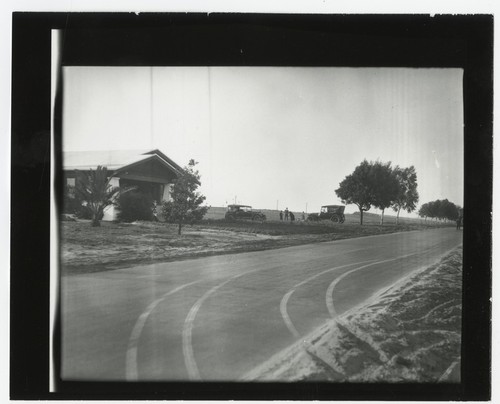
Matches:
[59,66,464,382]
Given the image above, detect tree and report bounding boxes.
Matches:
[440,199,460,221]
[336,159,402,225]
[418,202,431,221]
[369,161,400,225]
[430,200,441,221]
[75,166,130,227]
[161,159,209,235]
[335,160,374,225]
[418,199,460,223]
[392,165,419,225]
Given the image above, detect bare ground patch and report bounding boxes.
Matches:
[60,219,453,275]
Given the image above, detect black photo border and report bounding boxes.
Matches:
[11,12,492,400]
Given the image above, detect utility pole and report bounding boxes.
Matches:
[276,200,279,211]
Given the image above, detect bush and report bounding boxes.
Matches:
[63,184,94,219]
[117,191,154,222]
[76,205,95,220]
[62,185,82,215]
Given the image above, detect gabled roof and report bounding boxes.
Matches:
[63,149,183,175]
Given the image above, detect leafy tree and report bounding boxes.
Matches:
[75,166,130,227]
[336,159,402,225]
[430,200,441,220]
[335,160,374,225]
[392,166,419,225]
[440,199,460,221]
[161,159,209,235]
[418,202,431,221]
[418,199,460,223]
[370,161,400,225]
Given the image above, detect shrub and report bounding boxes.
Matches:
[62,185,81,214]
[75,204,95,220]
[117,191,154,222]
[63,184,94,219]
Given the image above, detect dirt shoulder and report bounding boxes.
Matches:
[60,219,453,275]
[243,246,462,382]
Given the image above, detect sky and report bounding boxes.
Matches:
[63,66,464,215]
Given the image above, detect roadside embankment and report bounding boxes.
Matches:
[244,247,462,382]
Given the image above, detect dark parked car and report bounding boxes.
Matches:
[307,205,345,223]
[225,204,266,221]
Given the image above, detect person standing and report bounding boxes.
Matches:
[279,210,283,221]
[284,208,289,221]
[301,211,306,221]
[290,211,295,222]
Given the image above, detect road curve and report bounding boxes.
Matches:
[61,227,462,381]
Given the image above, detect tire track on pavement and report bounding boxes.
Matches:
[325,246,444,318]
[125,280,200,381]
[279,259,376,338]
[182,268,266,380]
[182,248,369,380]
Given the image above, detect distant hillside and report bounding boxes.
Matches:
[205,207,307,221]
[351,211,380,218]
[351,210,422,224]
[204,206,227,220]
[205,207,422,225]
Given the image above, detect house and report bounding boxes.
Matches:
[63,149,183,221]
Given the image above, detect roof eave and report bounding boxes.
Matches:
[114,154,181,177]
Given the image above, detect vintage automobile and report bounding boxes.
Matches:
[225,204,266,221]
[307,205,346,223]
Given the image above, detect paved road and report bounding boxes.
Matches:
[60,228,462,381]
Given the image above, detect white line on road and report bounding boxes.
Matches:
[182,273,255,380]
[182,264,282,380]
[125,280,200,381]
[280,291,300,338]
[325,251,426,318]
[325,246,449,318]
[279,259,376,338]
[182,249,371,380]
[182,241,454,381]
[243,243,461,381]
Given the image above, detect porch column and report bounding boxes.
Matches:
[102,177,120,221]
[162,183,172,202]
